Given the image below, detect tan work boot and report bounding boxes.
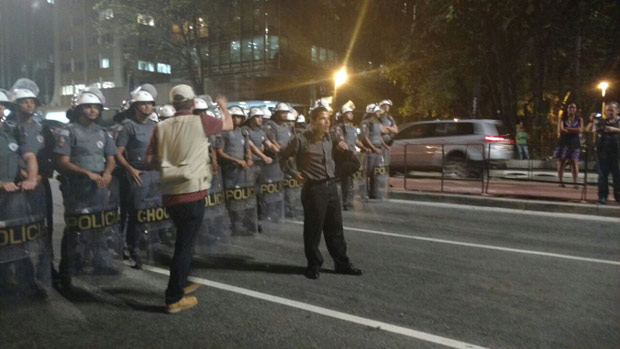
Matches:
[183,282,200,295]
[166,296,198,314]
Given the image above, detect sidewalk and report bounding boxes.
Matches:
[389,176,620,218]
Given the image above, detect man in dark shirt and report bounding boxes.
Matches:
[279,105,362,280]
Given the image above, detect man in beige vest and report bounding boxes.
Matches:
[146,84,233,313]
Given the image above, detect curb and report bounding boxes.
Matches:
[388,190,620,218]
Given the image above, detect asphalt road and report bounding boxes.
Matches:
[2,182,619,348]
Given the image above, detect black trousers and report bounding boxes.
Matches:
[301,181,350,270]
[597,154,620,201]
[165,199,205,305]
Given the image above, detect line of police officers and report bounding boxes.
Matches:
[0,77,398,300]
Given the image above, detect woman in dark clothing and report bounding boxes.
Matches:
[553,103,583,188]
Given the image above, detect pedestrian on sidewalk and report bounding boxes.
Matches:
[593,101,620,204]
[553,103,582,189]
[515,122,530,160]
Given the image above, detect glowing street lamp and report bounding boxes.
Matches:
[334,67,348,88]
[598,81,609,118]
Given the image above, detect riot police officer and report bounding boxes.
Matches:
[115,84,158,268]
[361,103,390,199]
[379,99,398,167]
[8,79,56,274]
[334,105,369,210]
[216,106,257,235]
[0,101,49,298]
[54,87,119,288]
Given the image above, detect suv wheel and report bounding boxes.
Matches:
[444,155,467,178]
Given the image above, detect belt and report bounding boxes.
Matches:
[305,177,339,187]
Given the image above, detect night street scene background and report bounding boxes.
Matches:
[0,1,619,348]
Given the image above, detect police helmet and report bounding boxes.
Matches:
[194,97,208,111]
[262,106,272,120]
[249,106,264,119]
[229,106,246,118]
[379,99,393,107]
[0,89,10,105]
[365,103,381,114]
[10,78,40,103]
[296,114,306,124]
[75,86,105,106]
[158,104,176,118]
[131,84,157,104]
[274,102,290,112]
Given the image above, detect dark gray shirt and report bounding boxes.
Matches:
[279,129,336,181]
[243,125,267,161]
[54,122,117,173]
[361,118,383,148]
[8,119,54,177]
[265,120,293,147]
[116,118,157,169]
[380,114,396,143]
[215,128,249,161]
[0,128,24,182]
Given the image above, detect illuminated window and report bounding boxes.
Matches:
[100,58,110,69]
[47,0,54,4]
[157,63,171,74]
[99,9,114,20]
[61,85,73,96]
[138,60,155,72]
[102,81,115,89]
[137,14,155,27]
[311,45,318,62]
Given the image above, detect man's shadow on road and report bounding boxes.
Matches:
[159,253,311,275]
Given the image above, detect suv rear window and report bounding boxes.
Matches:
[434,122,474,136]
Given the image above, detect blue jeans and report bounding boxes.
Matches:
[517,144,529,160]
[165,199,205,305]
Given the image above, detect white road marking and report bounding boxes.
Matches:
[388,198,620,223]
[145,265,487,349]
[287,221,620,266]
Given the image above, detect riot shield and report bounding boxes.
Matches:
[195,168,231,254]
[257,160,284,223]
[127,171,176,264]
[283,176,304,218]
[353,152,368,203]
[222,164,258,236]
[367,153,389,200]
[0,186,51,299]
[59,176,123,277]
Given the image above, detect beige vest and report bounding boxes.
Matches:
[156,113,212,195]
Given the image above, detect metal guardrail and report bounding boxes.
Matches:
[400,141,600,201]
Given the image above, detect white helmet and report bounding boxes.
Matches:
[286,112,297,121]
[249,106,264,118]
[132,90,155,103]
[194,98,208,111]
[159,104,175,118]
[0,89,10,104]
[262,106,272,119]
[75,92,103,106]
[148,112,159,122]
[10,78,39,102]
[274,102,290,112]
[296,114,306,124]
[229,106,245,117]
[379,99,393,107]
[365,103,381,114]
[341,106,353,113]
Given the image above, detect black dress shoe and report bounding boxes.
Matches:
[335,264,363,276]
[598,199,608,205]
[304,267,320,280]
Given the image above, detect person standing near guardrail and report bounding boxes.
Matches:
[515,122,530,160]
[553,103,582,189]
[593,101,620,204]
[361,103,390,199]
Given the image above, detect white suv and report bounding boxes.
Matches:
[389,119,514,177]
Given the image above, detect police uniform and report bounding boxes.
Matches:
[215,128,258,235]
[54,122,120,278]
[380,113,397,166]
[334,122,362,208]
[361,117,387,199]
[266,120,302,217]
[0,125,51,297]
[116,117,159,263]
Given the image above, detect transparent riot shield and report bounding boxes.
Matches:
[222,164,258,236]
[59,176,122,277]
[0,186,51,300]
[367,153,389,200]
[283,176,304,219]
[127,171,176,264]
[353,152,368,202]
[195,168,231,254]
[257,160,284,223]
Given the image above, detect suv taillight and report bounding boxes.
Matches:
[484,135,513,143]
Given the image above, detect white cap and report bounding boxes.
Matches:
[274,102,290,112]
[296,114,306,123]
[194,98,208,111]
[249,106,264,118]
[229,106,245,117]
[262,107,272,119]
[366,103,381,114]
[148,112,159,122]
[159,104,175,118]
[169,84,195,103]
[0,89,10,103]
[379,99,393,106]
